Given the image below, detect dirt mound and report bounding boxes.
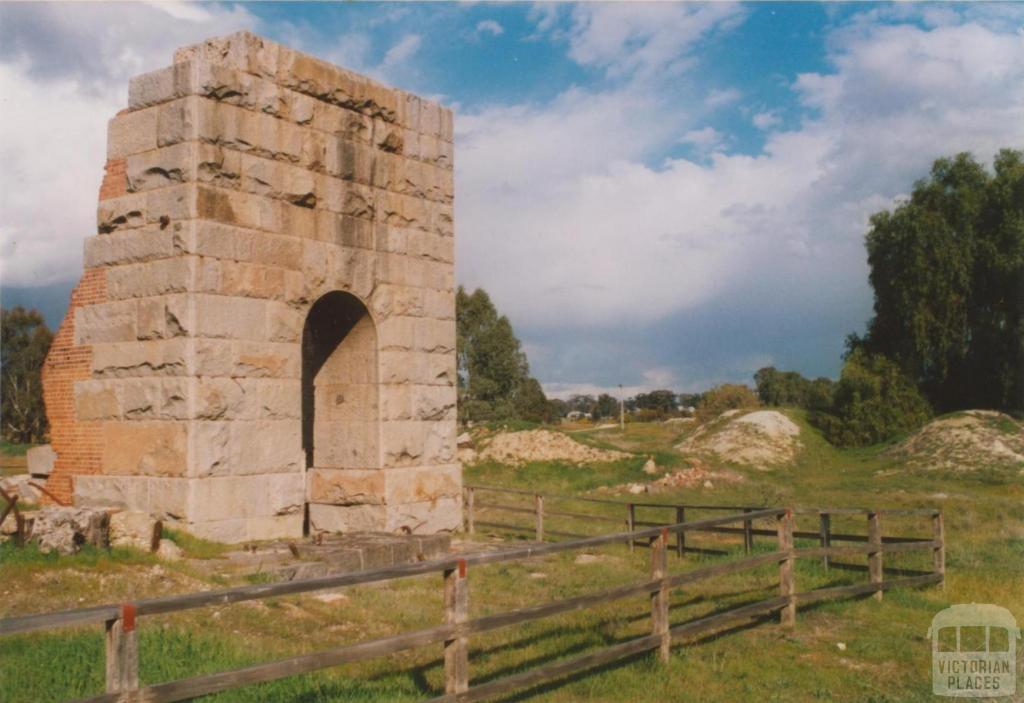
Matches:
[677,410,803,469]
[476,430,631,466]
[886,411,1024,471]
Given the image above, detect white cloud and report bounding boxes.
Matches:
[382,34,422,68]
[561,3,746,78]
[475,20,504,38]
[681,126,725,153]
[752,110,780,130]
[0,2,258,287]
[705,87,741,108]
[456,11,1024,349]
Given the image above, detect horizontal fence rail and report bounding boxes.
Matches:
[1,492,944,703]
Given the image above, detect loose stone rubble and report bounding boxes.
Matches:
[39,31,460,543]
[475,430,631,466]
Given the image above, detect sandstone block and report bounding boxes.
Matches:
[97,193,146,233]
[84,226,182,268]
[386,497,461,534]
[385,464,461,505]
[156,96,199,147]
[75,300,138,344]
[109,510,161,551]
[126,142,194,192]
[107,108,159,159]
[26,444,56,477]
[245,514,303,541]
[307,468,385,505]
[308,503,386,533]
[196,185,280,232]
[148,477,189,519]
[266,301,303,342]
[314,420,379,469]
[147,183,198,226]
[75,379,122,421]
[136,293,190,341]
[119,377,189,420]
[230,420,303,475]
[192,221,303,268]
[194,293,268,341]
[105,258,194,301]
[75,475,149,511]
[103,421,188,477]
[192,339,300,378]
[415,318,456,354]
[91,339,190,378]
[381,420,456,468]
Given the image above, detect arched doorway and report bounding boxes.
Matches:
[302,291,379,531]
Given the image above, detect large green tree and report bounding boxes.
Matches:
[1,306,53,443]
[456,286,548,423]
[858,150,1024,413]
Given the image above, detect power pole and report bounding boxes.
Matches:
[619,384,625,432]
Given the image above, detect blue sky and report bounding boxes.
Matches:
[1,2,1023,397]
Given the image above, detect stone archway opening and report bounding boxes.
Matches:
[302,291,379,534]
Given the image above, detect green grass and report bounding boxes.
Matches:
[0,440,35,456]
[0,541,156,570]
[162,528,231,560]
[2,419,1022,702]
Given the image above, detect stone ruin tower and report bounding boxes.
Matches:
[41,32,460,542]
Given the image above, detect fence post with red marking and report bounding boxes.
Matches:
[444,559,469,694]
[105,603,139,693]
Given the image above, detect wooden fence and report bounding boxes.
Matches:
[0,493,944,703]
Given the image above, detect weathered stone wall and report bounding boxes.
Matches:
[43,31,460,542]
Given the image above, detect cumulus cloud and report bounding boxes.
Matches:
[751,110,780,130]
[458,9,1024,389]
[475,20,504,38]
[0,2,258,287]
[557,3,746,78]
[705,87,742,108]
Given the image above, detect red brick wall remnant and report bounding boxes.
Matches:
[99,158,127,201]
[41,268,108,504]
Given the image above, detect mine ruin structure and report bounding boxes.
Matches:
[41,32,460,542]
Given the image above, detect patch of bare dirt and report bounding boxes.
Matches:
[885,410,1024,472]
[474,430,631,466]
[676,410,803,469]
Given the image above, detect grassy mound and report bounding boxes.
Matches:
[884,410,1024,472]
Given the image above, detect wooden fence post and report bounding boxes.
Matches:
[535,494,544,542]
[819,512,831,571]
[651,528,670,662]
[743,508,753,554]
[105,603,139,694]
[627,503,636,553]
[777,511,795,628]
[868,511,883,601]
[444,559,469,695]
[932,510,945,590]
[465,487,475,534]
[675,506,685,558]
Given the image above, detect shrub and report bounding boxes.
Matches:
[695,384,760,423]
[813,350,931,447]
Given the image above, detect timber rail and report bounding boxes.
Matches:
[1,490,945,703]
